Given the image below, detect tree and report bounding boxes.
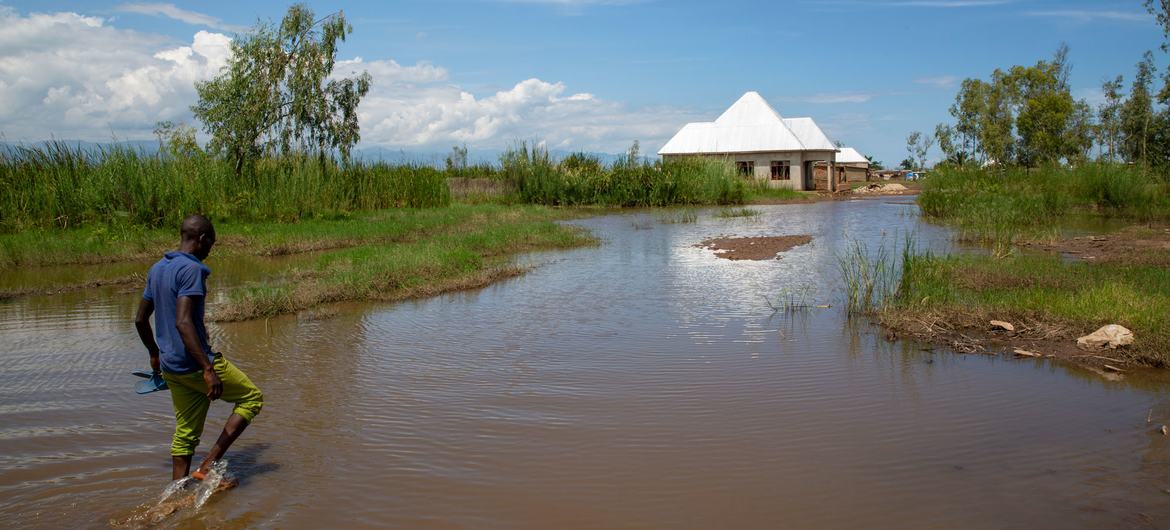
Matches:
[950,78,989,160]
[934,123,970,166]
[1148,0,1170,52]
[1120,52,1156,165]
[906,130,935,169]
[898,157,915,170]
[865,155,884,170]
[446,144,469,172]
[1004,45,1079,165]
[192,4,371,175]
[153,121,202,158]
[1097,76,1125,162]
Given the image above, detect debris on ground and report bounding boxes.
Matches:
[1076,324,1135,350]
[990,320,1016,332]
[696,235,813,261]
[1013,348,1042,358]
[852,183,909,195]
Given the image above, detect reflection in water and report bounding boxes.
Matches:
[1,199,1169,528]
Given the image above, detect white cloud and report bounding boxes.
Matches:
[115,3,248,32]
[1024,10,1152,23]
[0,7,697,153]
[914,75,958,88]
[0,7,231,139]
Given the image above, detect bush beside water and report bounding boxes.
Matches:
[917,164,1170,249]
[0,143,451,232]
[1,142,755,234]
[501,143,747,207]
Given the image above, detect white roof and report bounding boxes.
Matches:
[658,91,838,156]
[835,147,869,165]
[782,118,837,151]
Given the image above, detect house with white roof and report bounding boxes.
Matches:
[814,146,871,185]
[658,91,843,191]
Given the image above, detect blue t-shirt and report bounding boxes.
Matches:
[143,251,215,374]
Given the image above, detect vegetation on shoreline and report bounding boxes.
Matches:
[0,203,587,269]
[917,164,1170,253]
[213,215,595,321]
[891,252,1170,365]
[0,142,450,233]
[499,142,747,207]
[834,164,1170,367]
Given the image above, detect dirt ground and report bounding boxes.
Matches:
[880,224,1170,375]
[696,235,812,260]
[1019,224,1170,268]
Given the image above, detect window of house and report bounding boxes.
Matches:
[736,161,755,177]
[770,161,791,180]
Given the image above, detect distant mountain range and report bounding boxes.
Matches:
[0,140,628,167]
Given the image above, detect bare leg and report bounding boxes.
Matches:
[194,413,250,475]
[172,455,193,481]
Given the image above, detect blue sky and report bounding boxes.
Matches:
[0,0,1164,164]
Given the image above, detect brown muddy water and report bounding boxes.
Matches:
[3,199,1170,529]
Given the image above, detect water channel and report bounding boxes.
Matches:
[2,199,1169,528]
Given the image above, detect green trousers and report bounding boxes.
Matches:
[161,356,263,456]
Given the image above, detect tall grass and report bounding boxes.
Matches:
[837,237,917,316]
[499,143,747,206]
[918,164,1170,250]
[0,142,450,232]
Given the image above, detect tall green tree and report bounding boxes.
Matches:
[192,4,371,175]
[950,78,989,160]
[1097,76,1125,162]
[1120,52,1157,165]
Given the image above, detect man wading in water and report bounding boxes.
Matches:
[134,215,263,484]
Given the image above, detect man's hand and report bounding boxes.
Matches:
[204,367,223,400]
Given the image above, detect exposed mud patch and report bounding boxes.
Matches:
[1020,225,1170,268]
[878,307,1163,375]
[697,235,812,261]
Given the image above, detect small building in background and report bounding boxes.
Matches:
[657,92,840,191]
[813,147,870,188]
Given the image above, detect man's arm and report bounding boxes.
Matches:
[134,299,160,374]
[176,295,222,400]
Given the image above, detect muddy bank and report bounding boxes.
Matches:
[876,307,1161,381]
[1020,224,1170,268]
[697,235,813,260]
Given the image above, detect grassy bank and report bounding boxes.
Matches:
[500,144,747,206]
[888,252,1170,365]
[917,164,1170,253]
[841,164,1170,367]
[0,203,597,316]
[0,203,590,268]
[0,143,450,233]
[214,217,593,321]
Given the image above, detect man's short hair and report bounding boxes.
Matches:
[180,215,215,242]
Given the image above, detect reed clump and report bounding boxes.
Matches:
[0,142,451,233]
[917,164,1170,250]
[500,143,747,207]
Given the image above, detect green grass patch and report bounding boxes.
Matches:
[0,203,586,269]
[0,142,451,233]
[214,216,596,321]
[501,144,747,207]
[894,252,1170,365]
[918,164,1170,251]
[745,180,808,203]
[716,207,762,218]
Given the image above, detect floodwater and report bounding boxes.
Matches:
[2,199,1170,529]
